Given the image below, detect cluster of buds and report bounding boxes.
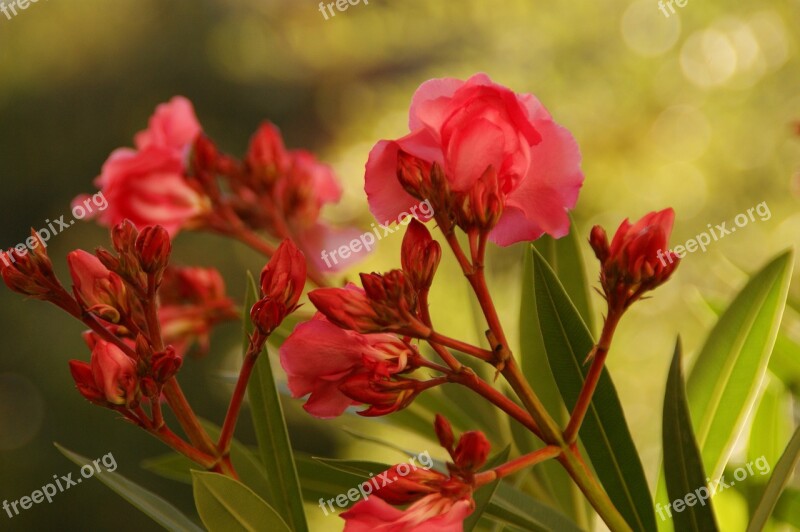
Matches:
[341,415,490,530]
[397,151,503,236]
[590,209,681,313]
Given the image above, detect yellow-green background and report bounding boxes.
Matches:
[1,0,798,530]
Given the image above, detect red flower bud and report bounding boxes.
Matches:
[260,239,306,310]
[90,341,139,406]
[150,346,182,383]
[455,165,503,231]
[68,250,129,323]
[135,225,172,275]
[595,209,680,311]
[68,360,106,405]
[112,220,139,255]
[245,122,290,186]
[401,219,441,292]
[250,297,283,335]
[434,414,455,452]
[453,431,491,472]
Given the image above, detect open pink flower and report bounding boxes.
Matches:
[279,310,415,418]
[342,493,473,532]
[134,96,202,156]
[365,73,584,245]
[84,147,209,236]
[76,97,208,236]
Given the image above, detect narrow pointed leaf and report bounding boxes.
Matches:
[243,273,308,532]
[192,471,291,531]
[688,251,793,480]
[55,443,203,532]
[490,482,585,532]
[662,340,718,532]
[747,426,800,532]
[532,249,656,532]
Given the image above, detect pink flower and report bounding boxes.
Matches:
[365,73,584,245]
[279,311,415,418]
[342,494,473,532]
[83,147,209,235]
[134,96,202,156]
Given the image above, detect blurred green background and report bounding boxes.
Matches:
[1,0,798,530]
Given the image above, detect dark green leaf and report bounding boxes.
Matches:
[532,248,656,532]
[489,482,585,532]
[243,273,308,532]
[662,339,718,532]
[55,443,203,532]
[192,471,291,531]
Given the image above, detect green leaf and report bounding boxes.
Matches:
[748,376,793,470]
[311,457,389,477]
[518,242,591,525]
[747,426,800,532]
[488,482,585,532]
[662,339,719,532]
[531,248,656,532]
[192,471,291,532]
[688,251,793,480]
[141,453,195,484]
[464,446,511,531]
[243,273,308,532]
[55,443,203,532]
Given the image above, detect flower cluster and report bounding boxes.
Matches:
[2,75,686,532]
[75,97,361,284]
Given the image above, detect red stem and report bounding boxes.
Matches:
[428,331,494,361]
[564,310,621,443]
[474,445,561,486]
[217,332,266,455]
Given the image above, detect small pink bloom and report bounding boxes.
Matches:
[134,96,202,155]
[279,312,414,418]
[158,266,238,356]
[67,250,128,323]
[365,73,583,245]
[82,147,209,236]
[342,493,473,532]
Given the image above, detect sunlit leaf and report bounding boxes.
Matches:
[747,426,800,532]
[688,251,793,480]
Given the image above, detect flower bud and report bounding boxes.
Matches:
[455,166,503,231]
[589,225,610,264]
[401,219,441,292]
[434,414,455,452]
[68,250,129,323]
[135,225,172,275]
[260,239,306,310]
[250,297,283,335]
[245,122,290,186]
[112,220,139,255]
[78,340,139,407]
[150,346,182,383]
[453,431,491,472]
